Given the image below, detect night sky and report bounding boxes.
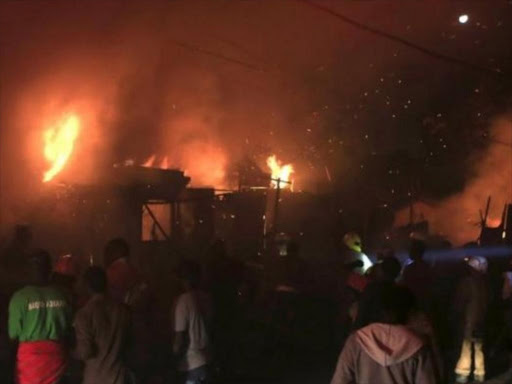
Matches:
[0,1,511,244]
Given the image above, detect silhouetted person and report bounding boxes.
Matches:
[205,239,240,378]
[103,238,151,383]
[51,253,80,309]
[104,238,142,305]
[1,225,33,287]
[352,256,404,329]
[73,266,131,384]
[501,259,512,343]
[275,241,306,293]
[173,260,212,384]
[8,250,72,384]
[331,284,438,384]
[454,256,489,383]
[0,225,33,382]
[400,239,433,307]
[372,256,402,283]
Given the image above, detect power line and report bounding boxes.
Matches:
[297,0,503,78]
[169,39,267,73]
[488,137,512,149]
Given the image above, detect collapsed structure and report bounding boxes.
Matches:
[31,160,335,269]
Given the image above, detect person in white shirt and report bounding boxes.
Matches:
[173,260,212,384]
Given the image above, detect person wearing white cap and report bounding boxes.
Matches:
[454,256,488,383]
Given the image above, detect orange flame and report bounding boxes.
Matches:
[42,114,80,182]
[486,217,502,228]
[160,156,169,169]
[142,154,156,167]
[267,155,294,189]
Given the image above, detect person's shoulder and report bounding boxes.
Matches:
[101,297,131,320]
[340,332,361,356]
[190,290,211,303]
[10,286,31,301]
[9,286,42,309]
[177,290,206,308]
[13,285,42,298]
[176,291,193,305]
[180,289,201,299]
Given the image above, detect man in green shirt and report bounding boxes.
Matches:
[8,250,72,384]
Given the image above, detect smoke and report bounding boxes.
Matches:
[0,1,403,194]
[395,116,512,245]
[0,1,326,193]
[1,1,511,235]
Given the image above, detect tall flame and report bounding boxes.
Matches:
[267,155,294,189]
[43,114,80,182]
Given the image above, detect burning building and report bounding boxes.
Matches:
[34,165,191,262]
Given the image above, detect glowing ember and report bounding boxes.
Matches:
[42,114,80,182]
[142,154,156,167]
[267,155,294,189]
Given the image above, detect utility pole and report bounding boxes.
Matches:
[273,178,281,236]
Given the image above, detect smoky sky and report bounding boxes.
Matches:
[1,1,511,242]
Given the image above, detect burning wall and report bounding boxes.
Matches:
[395,116,512,245]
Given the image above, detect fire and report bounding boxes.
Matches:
[142,154,156,167]
[141,155,169,169]
[42,114,80,182]
[486,217,502,228]
[160,156,169,169]
[267,155,294,189]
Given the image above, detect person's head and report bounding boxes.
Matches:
[343,232,362,253]
[177,260,202,290]
[103,238,130,268]
[83,266,107,294]
[53,254,78,277]
[375,256,402,282]
[409,239,426,262]
[359,283,415,328]
[28,249,52,285]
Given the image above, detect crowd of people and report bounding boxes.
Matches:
[1,225,512,384]
[0,228,213,384]
[333,235,512,384]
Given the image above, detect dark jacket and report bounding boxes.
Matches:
[353,281,414,330]
[400,259,433,307]
[331,323,438,384]
[74,294,131,384]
